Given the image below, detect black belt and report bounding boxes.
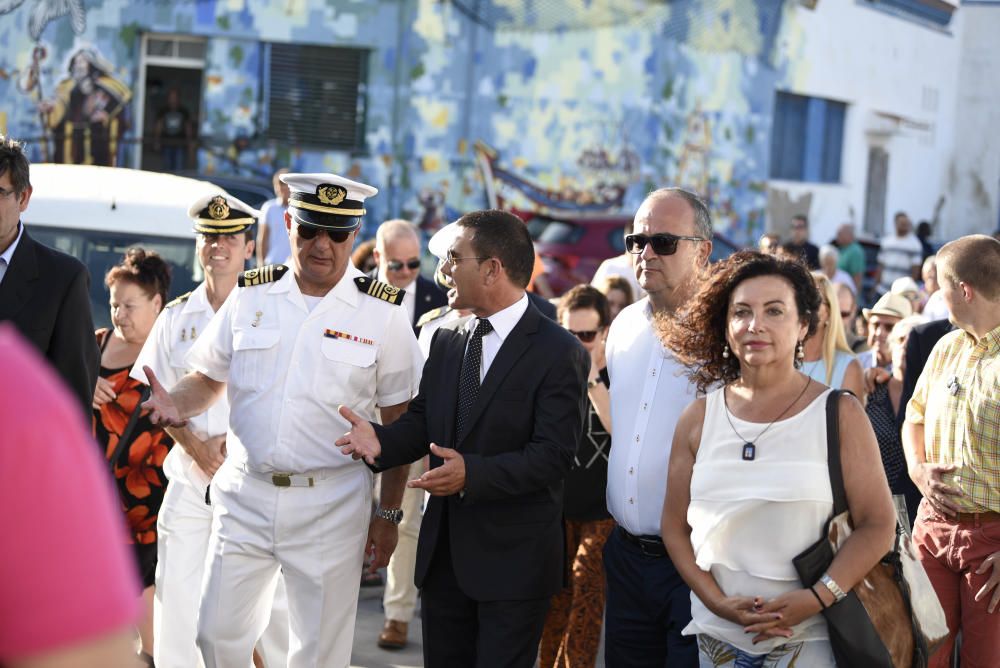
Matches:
[618,526,668,558]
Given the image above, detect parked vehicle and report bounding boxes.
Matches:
[527,213,743,295]
[22,164,225,329]
[177,171,274,209]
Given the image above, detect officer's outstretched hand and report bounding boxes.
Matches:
[337,405,382,465]
[142,366,189,428]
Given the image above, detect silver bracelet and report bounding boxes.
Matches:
[819,573,847,603]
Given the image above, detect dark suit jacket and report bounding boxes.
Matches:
[413,274,448,328]
[527,290,557,321]
[898,318,955,432]
[0,228,99,415]
[373,300,589,601]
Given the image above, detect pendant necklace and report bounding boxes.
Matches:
[723,375,812,461]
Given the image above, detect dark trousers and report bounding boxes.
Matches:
[603,526,697,668]
[420,531,550,668]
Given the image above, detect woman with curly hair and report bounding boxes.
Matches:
[659,250,895,666]
[92,247,173,664]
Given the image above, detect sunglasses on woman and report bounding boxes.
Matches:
[568,329,600,343]
[295,223,352,244]
[625,232,704,256]
[387,259,422,271]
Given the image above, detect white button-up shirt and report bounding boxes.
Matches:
[186,264,423,473]
[465,293,529,381]
[131,283,230,487]
[605,298,699,536]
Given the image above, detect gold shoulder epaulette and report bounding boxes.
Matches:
[165,291,192,309]
[239,264,288,288]
[417,305,451,327]
[354,276,404,305]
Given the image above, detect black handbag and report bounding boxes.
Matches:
[792,390,947,668]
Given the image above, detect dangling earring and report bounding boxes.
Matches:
[722,343,731,359]
[795,340,805,367]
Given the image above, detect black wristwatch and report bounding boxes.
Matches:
[374,506,404,525]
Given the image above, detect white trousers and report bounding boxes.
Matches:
[197,462,372,668]
[154,477,290,668]
[382,458,427,622]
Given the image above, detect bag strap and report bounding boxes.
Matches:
[825,389,850,515]
[108,384,151,470]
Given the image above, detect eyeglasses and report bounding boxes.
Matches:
[568,329,600,343]
[387,259,421,271]
[295,223,352,244]
[625,233,704,256]
[445,250,488,267]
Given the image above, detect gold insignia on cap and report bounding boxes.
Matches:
[208,196,231,220]
[317,185,347,206]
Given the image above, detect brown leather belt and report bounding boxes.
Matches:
[951,511,1000,523]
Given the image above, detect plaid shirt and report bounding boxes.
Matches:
[906,325,1000,513]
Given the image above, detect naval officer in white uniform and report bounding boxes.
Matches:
[132,192,289,668]
[142,173,423,668]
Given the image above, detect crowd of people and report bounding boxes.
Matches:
[1,131,999,668]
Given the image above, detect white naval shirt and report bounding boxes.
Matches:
[132,283,231,487]
[186,264,423,474]
[605,298,699,536]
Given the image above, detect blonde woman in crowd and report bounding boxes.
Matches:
[800,273,865,398]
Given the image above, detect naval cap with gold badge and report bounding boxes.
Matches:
[188,192,260,235]
[281,173,378,231]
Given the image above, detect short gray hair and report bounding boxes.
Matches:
[646,187,712,239]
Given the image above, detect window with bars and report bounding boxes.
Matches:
[769,92,847,184]
[265,43,368,151]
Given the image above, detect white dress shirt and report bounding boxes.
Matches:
[464,293,529,382]
[605,298,700,536]
[131,283,231,487]
[0,221,24,286]
[186,264,423,473]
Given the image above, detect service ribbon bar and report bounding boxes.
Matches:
[324,329,374,346]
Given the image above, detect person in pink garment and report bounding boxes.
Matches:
[0,324,141,667]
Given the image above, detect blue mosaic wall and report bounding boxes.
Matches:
[0,0,788,242]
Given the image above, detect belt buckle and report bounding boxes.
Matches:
[272,473,292,487]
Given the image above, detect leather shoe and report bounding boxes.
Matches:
[377,619,408,650]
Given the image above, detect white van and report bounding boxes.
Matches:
[22,164,227,329]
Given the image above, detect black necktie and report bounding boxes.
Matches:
[456,318,493,439]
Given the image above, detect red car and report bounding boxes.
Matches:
[527,214,743,295]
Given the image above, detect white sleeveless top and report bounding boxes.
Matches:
[683,387,834,654]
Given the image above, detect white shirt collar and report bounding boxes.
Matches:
[467,292,530,341]
[0,221,24,267]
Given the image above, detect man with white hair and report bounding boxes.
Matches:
[373,219,447,330]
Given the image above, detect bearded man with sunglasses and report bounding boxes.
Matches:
[141,173,424,668]
[372,218,447,332]
[603,187,712,668]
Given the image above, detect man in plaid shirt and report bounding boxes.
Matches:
[903,234,1000,667]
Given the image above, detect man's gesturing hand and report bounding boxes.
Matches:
[407,444,465,496]
[336,406,381,465]
[141,366,188,428]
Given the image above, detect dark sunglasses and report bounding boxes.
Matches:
[568,329,600,343]
[296,223,352,244]
[387,259,422,271]
[840,310,854,318]
[625,233,704,256]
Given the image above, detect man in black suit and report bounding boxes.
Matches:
[339,209,590,667]
[0,135,98,415]
[372,218,447,331]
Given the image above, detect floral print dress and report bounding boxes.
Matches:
[92,329,173,587]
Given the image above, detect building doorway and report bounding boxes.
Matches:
[863,145,889,238]
[135,35,206,172]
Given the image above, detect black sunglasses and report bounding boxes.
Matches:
[625,233,704,256]
[296,223,352,244]
[387,259,422,271]
[568,329,600,343]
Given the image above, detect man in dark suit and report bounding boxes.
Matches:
[371,218,447,331]
[339,209,590,667]
[0,135,98,415]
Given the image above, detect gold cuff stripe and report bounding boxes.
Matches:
[289,200,366,216]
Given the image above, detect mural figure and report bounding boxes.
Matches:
[39,47,131,166]
[675,106,712,198]
[0,0,86,41]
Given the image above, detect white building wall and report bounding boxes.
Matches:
[769,0,963,245]
[948,5,1000,238]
